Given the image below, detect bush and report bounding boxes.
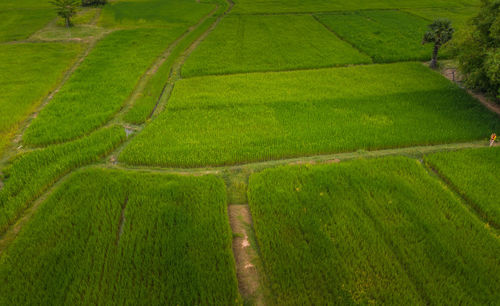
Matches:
[456,0,500,99]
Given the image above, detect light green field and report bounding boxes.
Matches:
[403,7,479,29]
[0,43,82,155]
[425,147,500,227]
[231,0,479,14]
[182,14,371,77]
[120,63,499,167]
[23,27,186,146]
[0,126,125,234]
[99,0,216,28]
[248,157,500,304]
[0,168,240,305]
[316,10,436,63]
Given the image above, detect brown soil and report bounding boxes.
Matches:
[228,205,265,305]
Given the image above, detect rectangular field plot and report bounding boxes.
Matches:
[232,0,479,14]
[182,14,371,77]
[403,7,479,30]
[0,43,82,155]
[248,157,500,305]
[425,147,500,227]
[99,0,216,28]
[0,0,53,42]
[120,63,500,167]
[316,10,437,63]
[0,169,240,305]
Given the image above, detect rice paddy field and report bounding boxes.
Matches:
[248,157,500,304]
[0,0,498,304]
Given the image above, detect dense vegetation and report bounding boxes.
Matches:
[456,0,500,98]
[0,43,81,155]
[182,14,371,77]
[0,168,240,305]
[0,126,125,234]
[0,0,53,42]
[425,147,500,226]
[248,157,500,304]
[120,63,499,167]
[316,11,435,63]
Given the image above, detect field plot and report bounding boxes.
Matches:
[182,14,371,77]
[316,10,436,63]
[0,43,82,155]
[248,157,500,305]
[0,168,240,305]
[425,147,500,227]
[0,126,125,234]
[120,63,499,167]
[0,0,53,42]
[99,0,216,28]
[231,0,479,14]
[403,7,480,30]
[23,27,186,146]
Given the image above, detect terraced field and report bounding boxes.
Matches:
[0,0,498,304]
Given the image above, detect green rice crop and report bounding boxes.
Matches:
[0,43,82,155]
[0,168,240,305]
[0,0,53,42]
[123,5,227,124]
[99,0,215,28]
[248,157,500,304]
[232,0,479,14]
[23,28,186,146]
[403,7,479,29]
[425,147,500,227]
[120,63,499,167]
[316,10,438,63]
[0,126,125,235]
[182,14,371,77]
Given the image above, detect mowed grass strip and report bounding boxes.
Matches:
[231,0,479,14]
[425,147,500,227]
[182,14,371,77]
[120,63,499,167]
[248,157,500,305]
[0,126,126,235]
[23,27,185,146]
[316,10,437,63]
[0,43,82,155]
[99,0,216,28]
[0,168,240,305]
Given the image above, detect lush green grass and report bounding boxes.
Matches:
[23,27,186,146]
[182,14,371,77]
[403,7,479,29]
[0,43,82,155]
[0,168,240,305]
[99,0,215,28]
[0,0,54,42]
[0,126,125,235]
[231,0,479,14]
[316,10,439,63]
[425,147,500,227]
[120,63,499,167]
[248,157,500,304]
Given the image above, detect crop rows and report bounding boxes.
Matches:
[0,168,240,305]
[425,147,500,227]
[0,126,125,234]
[248,157,500,304]
[182,14,371,77]
[120,63,499,167]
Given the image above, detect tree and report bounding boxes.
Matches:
[51,0,80,28]
[422,19,455,68]
[456,0,499,99]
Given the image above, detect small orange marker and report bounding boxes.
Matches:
[490,133,497,147]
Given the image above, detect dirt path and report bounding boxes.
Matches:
[228,205,265,305]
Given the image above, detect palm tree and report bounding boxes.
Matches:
[51,0,80,28]
[422,19,454,68]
